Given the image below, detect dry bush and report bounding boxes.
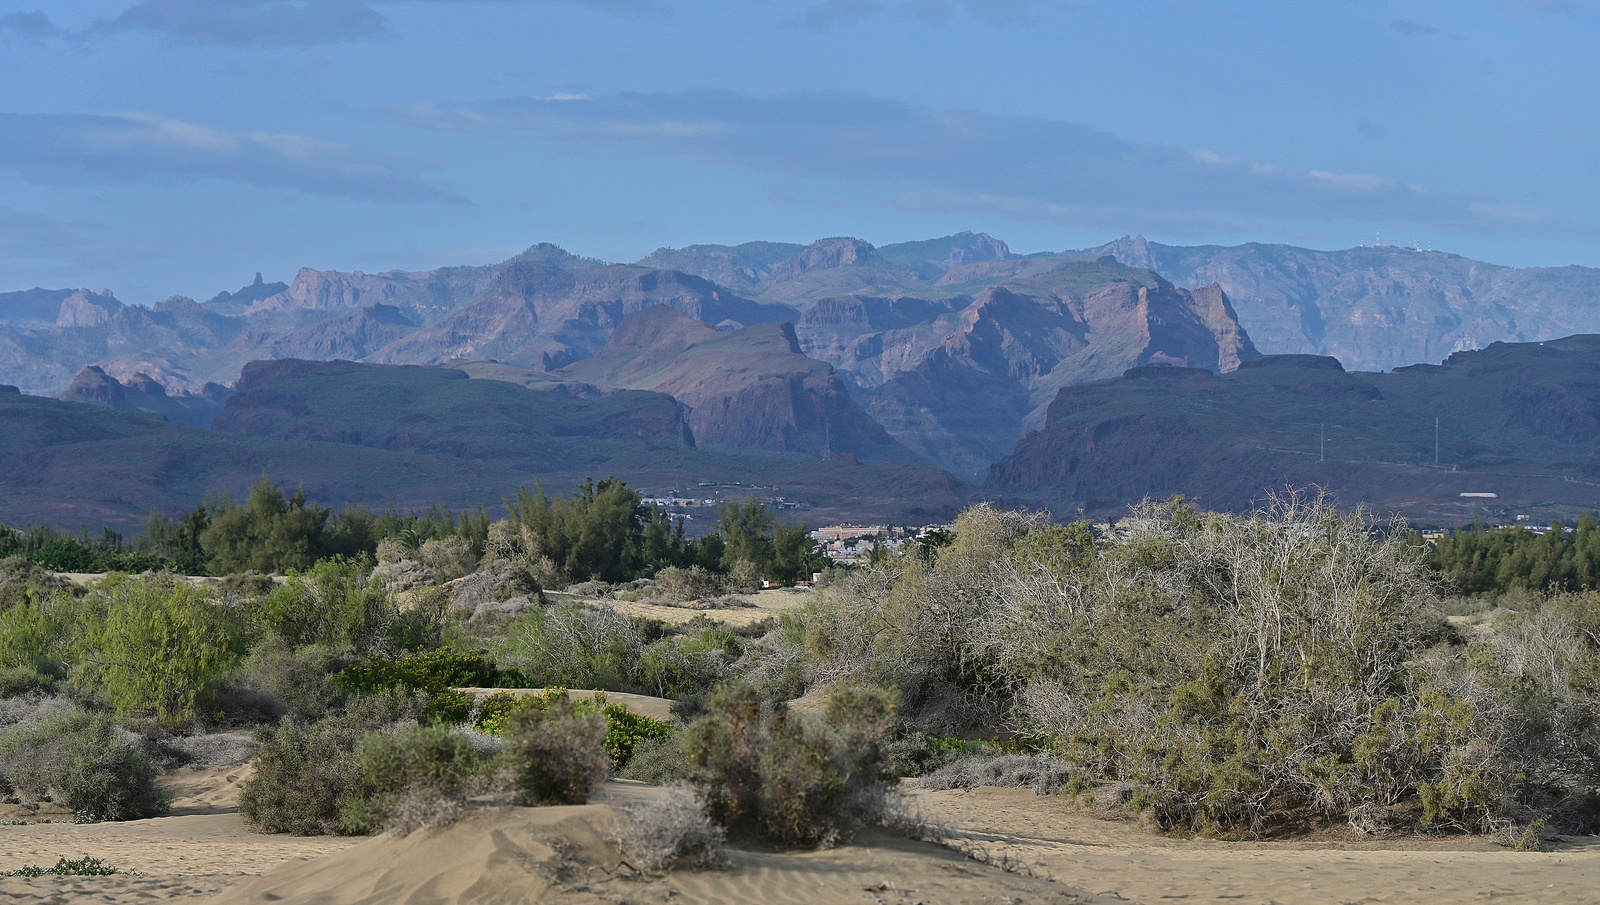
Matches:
[684,685,897,848]
[420,537,477,583]
[913,755,1079,795]
[650,566,723,605]
[0,707,168,820]
[618,734,694,784]
[499,696,610,806]
[163,732,259,767]
[609,783,728,872]
[375,537,411,565]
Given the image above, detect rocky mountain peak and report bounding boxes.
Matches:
[56,289,122,328]
[767,238,883,281]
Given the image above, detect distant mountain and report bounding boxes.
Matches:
[557,306,918,464]
[988,335,1600,523]
[373,263,795,371]
[795,259,1259,477]
[204,273,289,309]
[635,241,802,291]
[1076,235,1600,373]
[55,365,230,428]
[877,230,1017,279]
[0,288,121,329]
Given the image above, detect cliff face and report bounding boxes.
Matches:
[796,260,1260,478]
[557,306,918,464]
[247,267,428,314]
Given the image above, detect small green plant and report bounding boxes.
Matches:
[0,855,120,877]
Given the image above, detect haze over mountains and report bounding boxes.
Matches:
[4,230,1600,526]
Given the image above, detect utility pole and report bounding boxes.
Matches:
[1320,423,1325,462]
[1435,416,1440,466]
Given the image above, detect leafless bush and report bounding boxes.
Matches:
[0,693,74,729]
[650,566,724,605]
[383,784,466,837]
[164,732,259,767]
[609,783,728,872]
[420,537,477,583]
[913,755,1078,795]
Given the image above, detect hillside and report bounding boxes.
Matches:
[988,335,1600,522]
[0,368,976,530]
[556,306,918,464]
[1079,235,1600,372]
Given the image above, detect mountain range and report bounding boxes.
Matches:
[5,230,1600,526]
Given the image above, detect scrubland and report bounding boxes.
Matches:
[2,481,1599,903]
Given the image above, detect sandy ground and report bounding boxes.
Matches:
[5,739,1600,903]
[454,687,676,722]
[916,786,1600,905]
[557,586,813,628]
[0,766,360,904]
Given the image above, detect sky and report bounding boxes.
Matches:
[0,0,1597,304]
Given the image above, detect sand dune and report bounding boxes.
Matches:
[205,803,1095,905]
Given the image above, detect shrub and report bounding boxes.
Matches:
[238,718,363,835]
[474,689,671,768]
[913,755,1080,795]
[619,735,695,784]
[343,723,486,835]
[494,603,642,691]
[650,566,723,604]
[216,638,349,724]
[498,691,610,805]
[0,707,168,820]
[683,685,896,847]
[84,576,245,730]
[420,537,477,583]
[609,783,727,872]
[252,558,395,656]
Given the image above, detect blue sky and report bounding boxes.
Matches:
[1,0,1596,303]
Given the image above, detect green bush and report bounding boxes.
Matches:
[498,691,610,805]
[473,688,671,768]
[85,576,245,729]
[0,708,168,821]
[252,558,394,656]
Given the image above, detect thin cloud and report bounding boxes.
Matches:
[0,206,103,262]
[0,10,63,37]
[0,112,466,204]
[1392,18,1461,38]
[0,0,663,48]
[786,0,1067,29]
[785,0,882,31]
[386,88,1592,237]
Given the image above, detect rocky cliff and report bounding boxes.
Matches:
[557,305,918,464]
